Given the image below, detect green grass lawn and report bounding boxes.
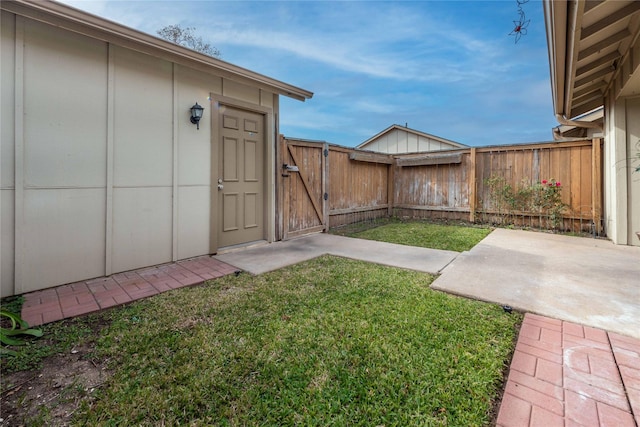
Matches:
[341,220,492,252]
[68,256,520,426]
[3,221,514,425]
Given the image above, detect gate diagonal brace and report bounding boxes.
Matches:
[286,145,324,223]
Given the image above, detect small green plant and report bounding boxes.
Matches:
[485,175,514,219]
[1,310,44,356]
[2,317,97,374]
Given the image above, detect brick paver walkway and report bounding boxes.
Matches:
[497,313,640,427]
[21,256,238,326]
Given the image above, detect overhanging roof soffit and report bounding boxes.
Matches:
[559,0,640,119]
[576,51,620,75]
[572,98,605,117]
[577,29,630,61]
[584,1,604,14]
[580,2,640,39]
[572,90,603,107]
[545,0,640,126]
[573,82,606,98]
[574,66,613,88]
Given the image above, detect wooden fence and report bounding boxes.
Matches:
[277,136,603,240]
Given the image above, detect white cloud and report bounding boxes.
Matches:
[56,0,556,147]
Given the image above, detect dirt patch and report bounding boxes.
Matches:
[1,343,110,426]
[1,317,112,426]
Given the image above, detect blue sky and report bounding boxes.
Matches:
[62,0,557,147]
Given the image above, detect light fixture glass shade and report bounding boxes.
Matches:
[191,102,204,119]
[190,102,204,129]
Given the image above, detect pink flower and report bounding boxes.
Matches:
[556,182,561,187]
[541,180,548,184]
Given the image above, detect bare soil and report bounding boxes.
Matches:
[1,320,111,426]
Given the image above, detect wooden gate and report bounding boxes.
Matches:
[277,137,328,240]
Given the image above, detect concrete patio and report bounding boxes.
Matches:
[431,228,640,340]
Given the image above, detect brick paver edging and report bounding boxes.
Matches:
[497,313,640,427]
[21,256,239,326]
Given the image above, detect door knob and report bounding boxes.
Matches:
[217,184,224,190]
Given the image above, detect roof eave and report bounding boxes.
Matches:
[544,0,603,131]
[543,0,568,118]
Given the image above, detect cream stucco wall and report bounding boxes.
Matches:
[0,11,279,296]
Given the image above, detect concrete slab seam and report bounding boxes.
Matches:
[609,332,640,424]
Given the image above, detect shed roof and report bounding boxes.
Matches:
[1,0,314,102]
[357,124,467,150]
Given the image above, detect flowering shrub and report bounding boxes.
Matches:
[531,179,567,228]
[484,175,568,229]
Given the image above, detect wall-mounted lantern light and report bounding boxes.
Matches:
[190,102,204,130]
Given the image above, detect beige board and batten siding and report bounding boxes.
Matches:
[358,125,467,154]
[0,1,311,297]
[604,94,640,246]
[624,98,640,245]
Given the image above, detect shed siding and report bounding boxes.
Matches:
[21,18,108,291]
[175,64,218,260]
[111,45,174,274]
[1,11,16,297]
[363,128,461,154]
[0,10,279,296]
[24,19,108,188]
[223,79,261,105]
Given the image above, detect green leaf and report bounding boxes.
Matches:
[0,347,18,357]
[3,328,43,337]
[1,309,43,354]
[1,309,29,329]
[0,334,25,346]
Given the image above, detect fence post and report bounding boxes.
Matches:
[469,148,477,222]
[592,138,602,235]
[388,158,395,217]
[323,143,330,232]
[276,134,285,241]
